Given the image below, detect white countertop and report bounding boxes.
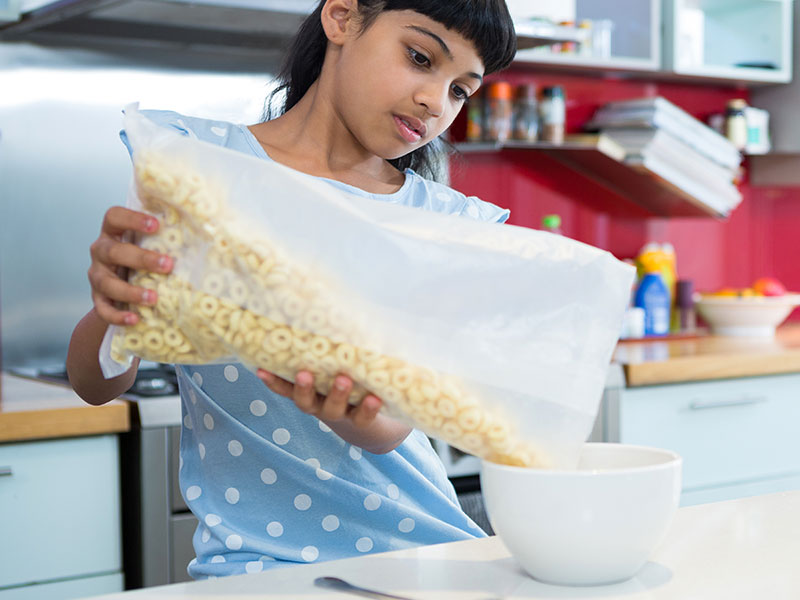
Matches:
[93,491,800,600]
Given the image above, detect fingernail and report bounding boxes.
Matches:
[296,372,312,387]
[142,289,156,304]
[124,313,137,325]
[158,255,171,271]
[335,377,349,391]
[145,217,158,232]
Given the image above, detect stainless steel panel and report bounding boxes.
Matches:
[169,513,198,584]
[169,425,187,513]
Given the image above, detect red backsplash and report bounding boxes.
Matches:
[448,69,800,319]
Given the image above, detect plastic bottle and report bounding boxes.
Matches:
[541,214,563,235]
[725,98,748,151]
[512,83,539,142]
[539,86,566,144]
[634,272,670,337]
[485,81,513,143]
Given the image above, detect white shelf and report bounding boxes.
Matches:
[514,20,588,50]
[514,51,660,73]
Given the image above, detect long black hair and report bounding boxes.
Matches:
[265,0,517,180]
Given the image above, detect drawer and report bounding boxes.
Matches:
[0,435,122,588]
[618,374,800,490]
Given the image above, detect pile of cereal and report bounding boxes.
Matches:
[111,152,547,467]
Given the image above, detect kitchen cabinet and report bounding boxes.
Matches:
[749,0,800,184]
[0,434,124,598]
[512,0,661,73]
[663,0,793,84]
[600,373,800,506]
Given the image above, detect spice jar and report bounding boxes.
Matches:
[485,81,513,143]
[724,98,748,151]
[512,83,539,143]
[465,90,484,143]
[539,85,566,144]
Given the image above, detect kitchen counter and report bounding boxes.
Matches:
[91,490,800,600]
[0,373,129,443]
[613,322,800,386]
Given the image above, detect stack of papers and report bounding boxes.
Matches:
[586,97,742,217]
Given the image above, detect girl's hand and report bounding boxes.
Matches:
[88,206,173,326]
[257,369,382,428]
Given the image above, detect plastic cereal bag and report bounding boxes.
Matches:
[100,103,635,469]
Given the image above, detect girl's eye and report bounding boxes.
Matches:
[452,85,468,101]
[408,48,431,68]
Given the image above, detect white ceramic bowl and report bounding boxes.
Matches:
[481,443,682,586]
[695,293,800,337]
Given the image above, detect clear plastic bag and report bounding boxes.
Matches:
[100,104,635,468]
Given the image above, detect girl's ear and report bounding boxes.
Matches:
[320,0,359,45]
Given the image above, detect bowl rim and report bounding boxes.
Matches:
[695,292,800,306]
[481,442,682,477]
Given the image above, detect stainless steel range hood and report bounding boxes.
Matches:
[2,0,584,55]
[1,0,317,52]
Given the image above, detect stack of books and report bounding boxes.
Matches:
[586,97,742,217]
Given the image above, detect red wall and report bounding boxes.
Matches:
[449,69,800,318]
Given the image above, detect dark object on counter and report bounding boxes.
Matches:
[539,86,566,144]
[512,83,539,142]
[675,279,697,332]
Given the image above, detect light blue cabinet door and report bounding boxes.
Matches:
[618,374,800,490]
[0,435,122,589]
[0,573,123,600]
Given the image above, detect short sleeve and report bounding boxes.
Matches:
[461,195,510,224]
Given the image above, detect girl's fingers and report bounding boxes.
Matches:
[257,369,296,399]
[92,237,172,274]
[318,375,352,421]
[350,394,382,428]
[92,291,138,326]
[102,206,159,237]
[91,265,159,307]
[293,371,319,414]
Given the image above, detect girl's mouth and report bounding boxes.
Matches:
[394,115,423,143]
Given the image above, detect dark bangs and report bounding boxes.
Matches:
[374,0,517,74]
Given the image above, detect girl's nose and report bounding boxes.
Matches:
[414,82,446,118]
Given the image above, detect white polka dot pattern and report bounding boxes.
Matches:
[205,514,222,527]
[260,468,277,485]
[186,485,202,501]
[224,365,239,382]
[321,515,340,532]
[301,546,319,562]
[398,518,415,533]
[294,494,312,511]
[225,534,243,550]
[387,484,400,499]
[249,399,267,416]
[363,494,381,511]
[228,440,243,456]
[266,521,283,537]
[273,428,290,445]
[355,537,373,552]
[225,487,240,504]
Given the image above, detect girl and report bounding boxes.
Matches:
[67,0,516,579]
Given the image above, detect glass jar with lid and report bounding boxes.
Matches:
[512,83,539,143]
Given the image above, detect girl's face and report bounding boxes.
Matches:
[329,9,485,161]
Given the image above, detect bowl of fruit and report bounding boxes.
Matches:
[696,278,800,337]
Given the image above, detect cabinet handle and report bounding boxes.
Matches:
[0,466,12,477]
[689,396,768,411]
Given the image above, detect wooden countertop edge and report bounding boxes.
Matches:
[624,350,800,386]
[0,402,131,443]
